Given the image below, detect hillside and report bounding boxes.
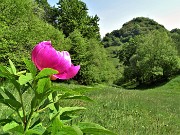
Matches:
[56,76,180,134]
[102,17,180,87]
[102,17,168,47]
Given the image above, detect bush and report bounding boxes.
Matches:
[120,30,180,85]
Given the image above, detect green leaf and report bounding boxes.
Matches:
[24,59,37,77]
[52,91,59,111]
[26,123,46,135]
[38,98,50,111]
[21,84,31,94]
[3,121,19,132]
[0,67,19,91]
[0,66,21,91]
[0,99,22,110]
[60,107,86,116]
[35,68,58,80]
[60,94,93,102]
[19,73,33,85]
[71,125,83,135]
[9,78,21,92]
[0,65,7,72]
[0,119,12,126]
[3,89,16,100]
[49,107,60,121]
[48,117,83,135]
[52,116,63,128]
[36,78,50,94]
[60,115,78,121]
[57,126,83,135]
[29,117,41,129]
[78,122,117,135]
[49,117,63,134]
[16,70,26,76]
[8,59,17,75]
[9,125,24,135]
[0,93,4,99]
[31,96,37,110]
[0,65,11,78]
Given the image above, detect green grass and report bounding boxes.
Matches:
[60,77,180,135]
[1,76,180,134]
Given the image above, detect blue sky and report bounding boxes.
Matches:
[48,0,180,37]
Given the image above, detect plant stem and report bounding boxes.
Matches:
[24,95,37,132]
[24,109,34,132]
[18,91,27,127]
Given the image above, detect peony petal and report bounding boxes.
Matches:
[51,51,72,73]
[32,41,52,69]
[32,41,61,70]
[35,47,59,70]
[54,65,80,80]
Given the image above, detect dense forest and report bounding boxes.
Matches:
[1,0,180,87]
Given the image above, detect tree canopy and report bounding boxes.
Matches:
[102,17,167,47]
[56,0,100,39]
[0,0,64,68]
[121,30,179,85]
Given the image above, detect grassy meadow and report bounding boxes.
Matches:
[0,76,180,135]
[59,76,180,135]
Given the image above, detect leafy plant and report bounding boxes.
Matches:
[0,59,116,135]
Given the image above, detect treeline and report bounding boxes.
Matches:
[1,0,180,87]
[0,0,116,85]
[102,17,180,87]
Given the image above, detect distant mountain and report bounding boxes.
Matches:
[102,17,168,47]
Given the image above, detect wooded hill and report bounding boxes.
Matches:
[102,17,167,47]
[102,17,180,87]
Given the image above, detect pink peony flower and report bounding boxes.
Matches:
[32,41,80,80]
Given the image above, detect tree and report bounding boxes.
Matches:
[35,0,59,26]
[68,30,116,85]
[102,32,122,47]
[118,38,137,66]
[122,30,180,85]
[170,28,180,55]
[0,0,64,68]
[57,0,100,39]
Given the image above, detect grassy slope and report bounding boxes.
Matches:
[0,76,180,134]
[67,77,180,135]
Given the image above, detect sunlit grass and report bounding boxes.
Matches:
[78,87,180,135]
[60,77,180,135]
[0,76,180,134]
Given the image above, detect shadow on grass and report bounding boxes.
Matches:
[135,79,169,90]
[118,77,172,90]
